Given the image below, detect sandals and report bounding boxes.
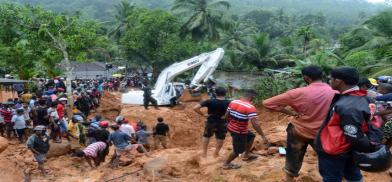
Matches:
[242,155,258,162]
[223,163,241,170]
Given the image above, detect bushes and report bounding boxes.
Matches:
[253,73,303,104]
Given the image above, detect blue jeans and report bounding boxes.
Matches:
[318,152,363,182]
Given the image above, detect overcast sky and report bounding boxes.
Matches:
[368,0,385,3]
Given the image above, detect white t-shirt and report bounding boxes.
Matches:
[47,108,59,121]
[23,107,31,120]
[120,124,135,138]
[11,115,26,129]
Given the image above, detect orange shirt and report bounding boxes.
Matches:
[263,82,337,139]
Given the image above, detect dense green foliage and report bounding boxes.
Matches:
[0,0,391,91]
[0,4,107,79]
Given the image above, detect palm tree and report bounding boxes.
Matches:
[109,0,135,39]
[219,22,256,53]
[297,26,314,57]
[242,32,275,70]
[172,0,230,41]
[341,10,392,77]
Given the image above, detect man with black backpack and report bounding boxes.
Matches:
[315,67,389,182]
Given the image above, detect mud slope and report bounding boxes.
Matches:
[0,93,388,182]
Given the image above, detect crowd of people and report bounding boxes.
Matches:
[193,66,392,182]
[0,76,171,175]
[2,67,392,181]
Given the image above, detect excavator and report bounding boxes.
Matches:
[121,48,225,105]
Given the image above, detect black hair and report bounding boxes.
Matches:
[141,125,147,130]
[95,115,101,121]
[378,83,392,93]
[38,99,46,106]
[157,117,164,122]
[74,150,85,157]
[301,65,323,81]
[330,67,359,86]
[243,89,257,98]
[111,125,120,130]
[358,78,371,89]
[51,101,58,107]
[215,87,227,97]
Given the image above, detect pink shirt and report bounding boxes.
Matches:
[263,82,337,139]
[83,142,107,158]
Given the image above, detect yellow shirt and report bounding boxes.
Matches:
[67,121,78,138]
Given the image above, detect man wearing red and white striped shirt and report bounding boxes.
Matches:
[223,89,270,169]
[75,141,107,168]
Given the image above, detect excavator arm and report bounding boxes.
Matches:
[153,48,224,99]
[122,48,224,105]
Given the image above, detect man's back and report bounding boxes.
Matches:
[201,99,231,119]
[263,82,336,139]
[109,131,130,149]
[227,99,257,134]
[120,124,135,137]
[36,106,49,126]
[155,122,169,136]
[136,130,151,144]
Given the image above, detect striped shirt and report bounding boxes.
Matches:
[0,109,12,123]
[227,99,258,134]
[83,141,106,158]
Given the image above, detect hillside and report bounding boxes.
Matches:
[0,0,389,25]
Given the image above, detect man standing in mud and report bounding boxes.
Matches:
[193,87,230,158]
[142,84,158,110]
[27,125,50,175]
[263,65,336,182]
[223,89,270,169]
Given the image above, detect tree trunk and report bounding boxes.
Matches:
[62,48,74,118]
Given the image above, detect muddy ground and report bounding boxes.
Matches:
[0,92,389,182]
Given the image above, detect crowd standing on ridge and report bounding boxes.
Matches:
[193,66,392,182]
[1,67,392,181]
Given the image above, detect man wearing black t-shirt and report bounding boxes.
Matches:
[35,99,49,127]
[153,117,170,149]
[193,87,230,158]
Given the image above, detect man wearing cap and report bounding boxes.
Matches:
[27,125,50,175]
[118,117,136,140]
[315,67,377,182]
[358,78,379,98]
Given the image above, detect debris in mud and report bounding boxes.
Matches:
[96,92,122,121]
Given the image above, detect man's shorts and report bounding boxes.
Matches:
[203,119,227,140]
[15,128,25,137]
[58,120,68,133]
[230,131,255,154]
[34,153,47,164]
